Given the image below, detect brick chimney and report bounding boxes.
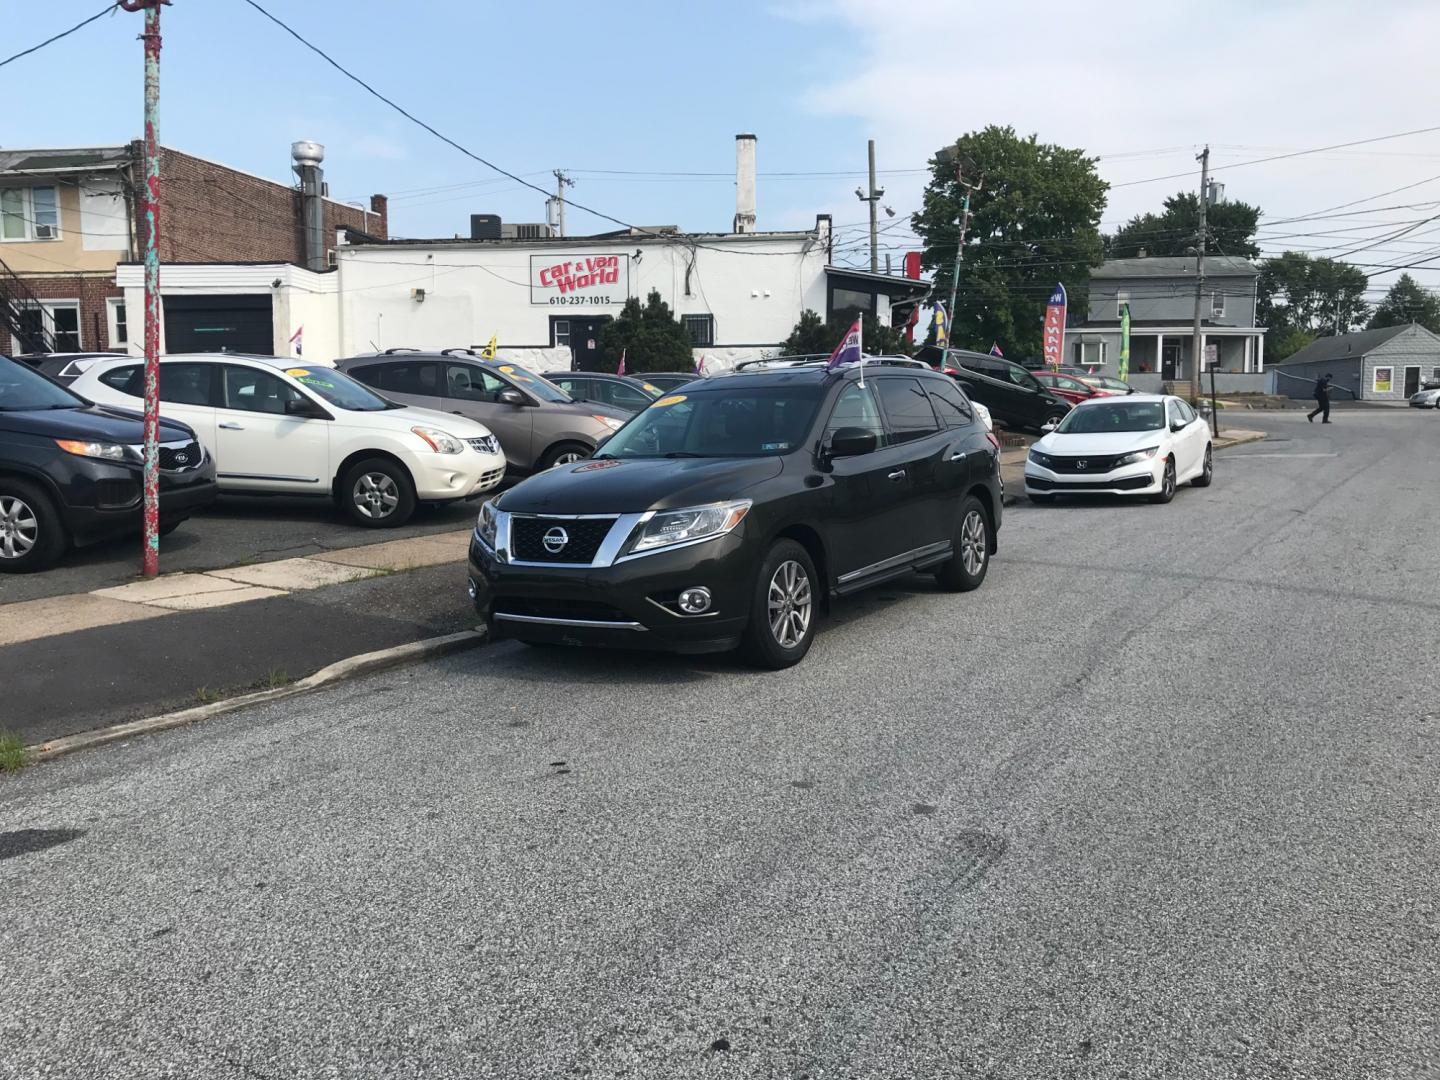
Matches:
[369,193,389,239]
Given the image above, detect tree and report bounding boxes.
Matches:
[1257,251,1370,359]
[1107,191,1263,260]
[598,289,695,373]
[779,307,912,357]
[911,126,1108,359]
[1368,273,1440,333]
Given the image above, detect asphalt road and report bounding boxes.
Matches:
[3,409,1438,1079]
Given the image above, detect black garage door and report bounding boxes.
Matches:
[164,295,273,354]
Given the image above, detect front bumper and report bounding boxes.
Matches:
[467,528,752,654]
[61,458,219,545]
[411,452,507,502]
[1024,459,1162,497]
[1409,396,1440,408]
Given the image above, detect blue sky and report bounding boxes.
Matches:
[9,1,1440,296]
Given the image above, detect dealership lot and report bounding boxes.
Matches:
[4,411,1437,1078]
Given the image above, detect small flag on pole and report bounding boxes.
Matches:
[481,334,498,360]
[989,342,1004,358]
[289,325,303,357]
[617,349,627,377]
[826,316,863,371]
[694,355,706,376]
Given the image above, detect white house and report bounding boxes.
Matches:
[113,135,929,372]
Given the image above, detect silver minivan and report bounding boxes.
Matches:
[336,351,629,472]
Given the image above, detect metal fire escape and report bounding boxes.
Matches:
[0,254,55,354]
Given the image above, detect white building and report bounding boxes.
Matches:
[115,135,929,371]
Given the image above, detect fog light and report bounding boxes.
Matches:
[467,577,478,600]
[677,587,712,614]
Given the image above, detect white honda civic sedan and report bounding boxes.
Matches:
[1023,394,1212,505]
[71,354,507,528]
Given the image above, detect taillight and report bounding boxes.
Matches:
[985,431,1001,453]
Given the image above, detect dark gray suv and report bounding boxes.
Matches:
[336,350,630,473]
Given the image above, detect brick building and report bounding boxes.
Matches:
[0,143,385,355]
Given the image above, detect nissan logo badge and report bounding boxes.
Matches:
[542,526,569,554]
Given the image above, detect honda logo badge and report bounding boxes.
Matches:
[1076,460,1088,470]
[542,526,569,554]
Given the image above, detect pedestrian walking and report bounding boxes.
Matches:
[1308,373,1333,423]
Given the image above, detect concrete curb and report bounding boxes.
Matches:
[30,629,487,763]
[1213,431,1266,450]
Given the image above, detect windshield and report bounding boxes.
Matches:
[0,356,84,411]
[492,363,572,403]
[283,366,393,411]
[599,386,822,459]
[1057,400,1166,434]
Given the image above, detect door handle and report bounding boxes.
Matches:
[887,469,907,481]
[218,422,244,430]
[948,450,967,461]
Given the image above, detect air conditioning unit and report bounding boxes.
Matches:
[501,222,554,240]
[34,224,56,240]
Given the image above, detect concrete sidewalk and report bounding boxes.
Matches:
[0,530,479,751]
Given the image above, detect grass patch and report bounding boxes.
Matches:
[261,668,293,691]
[193,686,223,705]
[0,731,29,773]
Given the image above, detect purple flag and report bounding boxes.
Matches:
[826,316,863,370]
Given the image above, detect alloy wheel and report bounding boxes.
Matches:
[767,559,813,649]
[551,451,585,467]
[0,496,38,560]
[1163,460,1176,498]
[353,472,400,520]
[960,509,987,576]
[1202,448,1213,483]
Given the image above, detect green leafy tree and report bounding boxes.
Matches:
[779,307,912,357]
[1257,252,1370,359]
[598,290,695,373]
[1368,273,1440,333]
[911,125,1108,358]
[1107,192,1263,260]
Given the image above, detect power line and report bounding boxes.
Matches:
[0,2,116,70]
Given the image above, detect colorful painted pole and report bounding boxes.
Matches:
[121,0,167,576]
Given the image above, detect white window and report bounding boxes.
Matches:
[682,314,714,346]
[17,300,81,351]
[106,298,129,349]
[0,186,60,241]
[1115,291,1129,318]
[1211,291,1225,317]
[1075,340,1106,367]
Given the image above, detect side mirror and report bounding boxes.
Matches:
[498,388,527,406]
[1171,419,1187,431]
[285,398,325,419]
[827,426,877,458]
[1040,420,1059,434]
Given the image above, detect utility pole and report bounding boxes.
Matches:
[120,0,168,578]
[552,170,574,238]
[1190,144,1210,403]
[855,139,885,273]
[944,165,983,332]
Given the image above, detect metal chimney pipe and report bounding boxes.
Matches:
[292,140,327,272]
[734,133,757,234]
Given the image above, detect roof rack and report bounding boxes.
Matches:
[382,347,419,355]
[440,347,479,357]
[732,354,930,373]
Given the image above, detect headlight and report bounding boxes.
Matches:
[1114,447,1160,467]
[593,415,624,432]
[55,439,138,463]
[1028,448,1053,468]
[411,426,465,454]
[630,500,751,554]
[476,499,499,549]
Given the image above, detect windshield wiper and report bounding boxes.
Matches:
[0,404,75,411]
[662,451,707,458]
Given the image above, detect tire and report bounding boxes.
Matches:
[537,442,591,471]
[340,457,417,528]
[1027,492,1055,505]
[741,539,819,670]
[936,495,993,592]
[1150,456,1177,504]
[0,479,68,573]
[1191,444,1214,487]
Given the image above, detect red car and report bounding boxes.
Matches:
[1033,371,1115,406]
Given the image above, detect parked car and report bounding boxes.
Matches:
[1024,394,1212,505]
[468,358,1002,669]
[926,348,1072,433]
[639,372,701,392]
[1408,385,1440,408]
[335,350,628,474]
[17,352,117,385]
[1079,374,1137,396]
[547,371,662,414]
[0,354,216,571]
[70,353,505,528]
[1033,371,1115,406]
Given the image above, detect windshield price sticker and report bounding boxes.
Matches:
[652,395,687,408]
[285,368,310,377]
